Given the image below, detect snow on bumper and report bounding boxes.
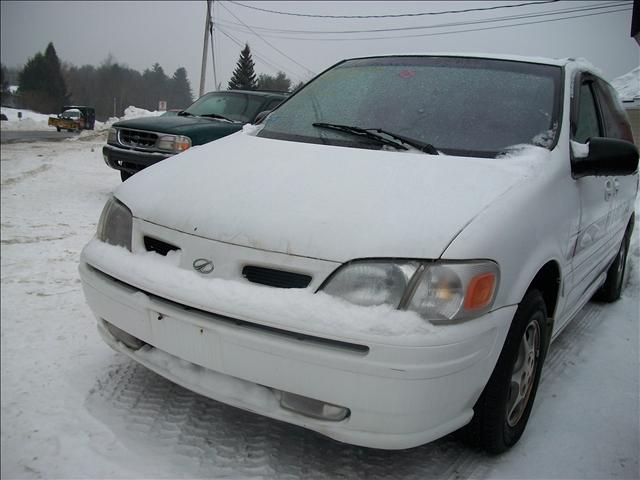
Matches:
[80,240,514,449]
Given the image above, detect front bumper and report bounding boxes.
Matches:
[103,144,172,174]
[79,243,514,450]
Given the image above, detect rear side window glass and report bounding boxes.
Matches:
[574,82,601,143]
[594,79,634,143]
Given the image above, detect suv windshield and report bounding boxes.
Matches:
[259,56,563,157]
[185,92,266,123]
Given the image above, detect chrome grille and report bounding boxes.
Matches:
[118,129,158,149]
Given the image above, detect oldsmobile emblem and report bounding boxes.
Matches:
[192,258,214,274]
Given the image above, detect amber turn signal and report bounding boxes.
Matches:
[464,273,496,310]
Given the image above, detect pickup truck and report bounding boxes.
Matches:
[48,105,95,132]
[103,90,287,181]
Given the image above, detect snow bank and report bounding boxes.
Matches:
[0,107,52,131]
[1,105,164,134]
[611,66,640,102]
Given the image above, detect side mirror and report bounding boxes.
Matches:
[571,137,639,178]
[253,110,272,124]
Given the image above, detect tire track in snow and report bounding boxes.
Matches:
[85,359,493,479]
[1,164,51,186]
[542,302,604,384]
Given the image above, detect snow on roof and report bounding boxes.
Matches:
[611,66,640,102]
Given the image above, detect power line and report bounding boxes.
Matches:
[219,2,315,76]
[217,26,305,82]
[216,1,628,36]
[220,6,632,42]
[227,0,562,19]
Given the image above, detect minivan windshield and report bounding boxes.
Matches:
[184,92,265,123]
[258,56,562,157]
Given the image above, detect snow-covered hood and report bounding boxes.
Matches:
[115,133,542,262]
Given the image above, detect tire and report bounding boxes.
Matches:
[594,228,631,302]
[120,171,133,182]
[461,289,548,453]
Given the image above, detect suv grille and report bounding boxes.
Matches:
[118,129,158,149]
[242,266,312,289]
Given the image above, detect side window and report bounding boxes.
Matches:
[574,82,602,144]
[266,99,283,111]
[594,79,634,143]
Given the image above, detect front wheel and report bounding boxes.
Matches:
[462,289,548,453]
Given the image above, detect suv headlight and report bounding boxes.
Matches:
[321,260,499,323]
[97,197,132,251]
[156,134,191,153]
[107,127,118,144]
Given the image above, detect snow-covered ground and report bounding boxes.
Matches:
[0,138,638,478]
[1,106,163,132]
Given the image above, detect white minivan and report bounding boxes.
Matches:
[80,54,638,453]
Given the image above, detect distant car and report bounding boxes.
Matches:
[103,90,287,181]
[81,54,638,453]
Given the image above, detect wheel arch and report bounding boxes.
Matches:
[523,260,561,344]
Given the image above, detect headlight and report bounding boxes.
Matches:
[97,197,132,251]
[156,134,191,152]
[321,260,499,323]
[107,127,118,144]
[322,261,420,308]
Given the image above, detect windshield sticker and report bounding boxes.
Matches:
[399,70,416,79]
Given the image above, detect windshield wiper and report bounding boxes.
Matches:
[199,113,235,122]
[312,122,407,151]
[366,128,438,155]
[312,123,438,154]
[177,110,194,117]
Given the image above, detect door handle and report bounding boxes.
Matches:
[604,179,613,201]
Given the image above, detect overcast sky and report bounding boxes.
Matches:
[1,0,638,96]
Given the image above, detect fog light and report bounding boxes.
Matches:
[103,320,145,350]
[280,392,350,421]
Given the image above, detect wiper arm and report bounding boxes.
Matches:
[312,122,407,151]
[200,113,235,122]
[177,110,194,117]
[366,128,438,155]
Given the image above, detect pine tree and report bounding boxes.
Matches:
[43,42,68,109]
[19,42,68,113]
[169,67,193,108]
[228,44,257,91]
[257,71,292,92]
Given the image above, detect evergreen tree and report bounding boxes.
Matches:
[0,64,8,94]
[43,42,68,109]
[228,44,257,90]
[18,42,68,113]
[257,71,292,92]
[168,67,193,109]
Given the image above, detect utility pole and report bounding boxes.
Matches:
[199,0,213,97]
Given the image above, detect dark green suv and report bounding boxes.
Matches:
[103,90,287,181]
